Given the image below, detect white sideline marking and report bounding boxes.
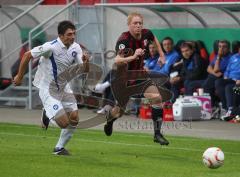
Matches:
[0,132,239,156]
[1,124,239,142]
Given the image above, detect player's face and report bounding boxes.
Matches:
[181,46,193,59]
[218,42,229,56]
[129,16,143,36]
[162,40,173,53]
[60,28,76,47]
[149,44,157,57]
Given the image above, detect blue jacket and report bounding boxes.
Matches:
[144,50,180,76]
[181,53,208,80]
[224,53,240,80]
[210,53,231,73]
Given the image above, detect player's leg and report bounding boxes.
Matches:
[39,88,79,155]
[94,71,111,93]
[53,109,78,155]
[41,108,50,130]
[103,85,123,136]
[144,85,169,145]
[104,105,122,136]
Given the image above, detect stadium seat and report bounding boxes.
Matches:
[43,0,67,5]
[108,0,120,2]
[199,0,208,1]
[119,0,133,2]
[208,0,224,2]
[131,0,149,2]
[172,0,193,2]
[79,0,100,5]
[224,0,238,1]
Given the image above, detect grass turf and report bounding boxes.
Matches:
[0,123,239,177]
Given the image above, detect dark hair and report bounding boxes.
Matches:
[232,40,240,54]
[162,37,174,44]
[58,20,76,35]
[218,40,230,49]
[180,42,194,50]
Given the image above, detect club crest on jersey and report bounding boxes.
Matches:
[119,44,125,50]
[39,46,43,52]
[72,51,77,57]
[53,104,59,110]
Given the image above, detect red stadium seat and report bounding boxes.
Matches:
[193,0,208,2]
[131,0,149,2]
[79,0,100,5]
[118,0,133,2]
[224,0,238,1]
[172,0,193,2]
[208,0,224,2]
[43,0,67,5]
[107,0,120,2]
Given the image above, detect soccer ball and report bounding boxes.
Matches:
[202,147,224,169]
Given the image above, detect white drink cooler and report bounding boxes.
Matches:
[173,97,202,121]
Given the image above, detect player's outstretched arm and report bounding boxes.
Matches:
[115,48,144,64]
[13,51,32,86]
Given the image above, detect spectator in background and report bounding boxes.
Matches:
[144,37,180,76]
[232,40,240,54]
[180,42,208,95]
[144,41,159,72]
[215,44,240,119]
[144,37,180,102]
[202,40,232,111]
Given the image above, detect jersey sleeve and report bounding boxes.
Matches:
[115,34,130,55]
[30,42,52,58]
[145,29,154,41]
[75,44,83,64]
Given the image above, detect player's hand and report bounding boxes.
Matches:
[214,72,223,78]
[217,48,223,59]
[170,76,180,84]
[236,80,240,86]
[158,55,166,66]
[82,50,90,63]
[13,75,22,86]
[134,48,145,59]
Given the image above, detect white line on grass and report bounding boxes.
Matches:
[1,124,239,142]
[0,132,240,156]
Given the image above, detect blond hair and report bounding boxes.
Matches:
[127,12,143,25]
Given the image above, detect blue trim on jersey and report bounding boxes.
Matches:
[50,39,58,45]
[50,53,60,90]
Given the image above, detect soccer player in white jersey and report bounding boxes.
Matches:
[13,20,89,155]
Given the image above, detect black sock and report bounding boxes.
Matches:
[152,107,163,136]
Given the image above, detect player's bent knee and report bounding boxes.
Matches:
[69,111,79,126]
[55,115,70,128]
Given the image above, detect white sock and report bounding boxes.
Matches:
[55,125,76,149]
[94,81,110,93]
[97,105,112,114]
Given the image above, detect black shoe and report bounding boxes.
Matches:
[104,120,114,136]
[53,147,70,155]
[104,107,120,136]
[41,109,49,130]
[154,134,169,145]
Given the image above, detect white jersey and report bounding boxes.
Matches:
[31,37,83,89]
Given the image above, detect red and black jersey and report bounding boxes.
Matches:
[115,29,154,70]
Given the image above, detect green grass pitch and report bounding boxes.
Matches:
[0,123,239,177]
